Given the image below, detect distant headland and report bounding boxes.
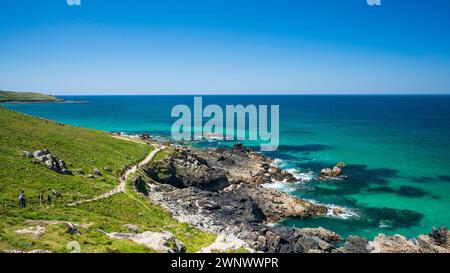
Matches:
[0,90,85,104]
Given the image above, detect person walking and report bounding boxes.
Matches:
[18,191,27,208]
[39,191,45,207]
[47,194,52,207]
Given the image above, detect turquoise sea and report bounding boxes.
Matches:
[3,95,450,240]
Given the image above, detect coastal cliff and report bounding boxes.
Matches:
[133,142,450,253]
[1,107,448,253]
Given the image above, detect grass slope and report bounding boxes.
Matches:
[0,90,59,102]
[0,107,215,252]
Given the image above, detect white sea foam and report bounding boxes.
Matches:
[271,158,285,168]
[262,181,299,193]
[268,157,357,221]
[378,221,393,229]
[271,157,316,182]
[303,198,359,220]
[325,204,359,220]
[285,168,316,182]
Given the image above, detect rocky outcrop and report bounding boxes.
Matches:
[194,145,299,184]
[228,183,328,222]
[367,227,450,253]
[123,224,140,234]
[144,149,230,191]
[257,227,336,253]
[319,166,343,179]
[140,185,336,253]
[145,184,265,226]
[107,231,186,253]
[370,234,420,253]
[338,236,371,253]
[297,227,341,242]
[24,149,72,175]
[137,144,340,253]
[15,225,46,239]
[135,143,450,253]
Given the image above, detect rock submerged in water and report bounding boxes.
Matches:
[319,166,343,180]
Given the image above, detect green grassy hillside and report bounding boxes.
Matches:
[0,90,59,102]
[0,107,215,252]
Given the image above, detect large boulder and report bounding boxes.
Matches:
[108,231,186,253]
[123,224,140,234]
[33,149,50,158]
[319,166,343,179]
[29,149,72,175]
[15,225,46,239]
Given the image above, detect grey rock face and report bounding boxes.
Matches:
[29,149,73,175]
[123,224,140,233]
[145,149,230,191]
[33,149,50,158]
[108,231,186,253]
[338,236,371,253]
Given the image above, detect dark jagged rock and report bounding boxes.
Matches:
[428,227,448,246]
[138,144,341,253]
[232,183,328,222]
[144,150,230,191]
[217,155,235,166]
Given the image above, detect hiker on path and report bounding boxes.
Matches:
[18,191,27,208]
[47,195,52,207]
[39,191,45,207]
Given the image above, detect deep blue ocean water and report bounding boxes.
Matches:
[3,95,450,239]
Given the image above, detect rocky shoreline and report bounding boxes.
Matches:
[132,142,450,253]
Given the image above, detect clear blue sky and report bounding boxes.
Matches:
[1,0,450,95]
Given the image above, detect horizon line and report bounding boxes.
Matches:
[51,93,450,96]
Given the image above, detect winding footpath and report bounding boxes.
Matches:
[68,144,163,206]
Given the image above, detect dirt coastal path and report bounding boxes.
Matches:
[68,143,163,206]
